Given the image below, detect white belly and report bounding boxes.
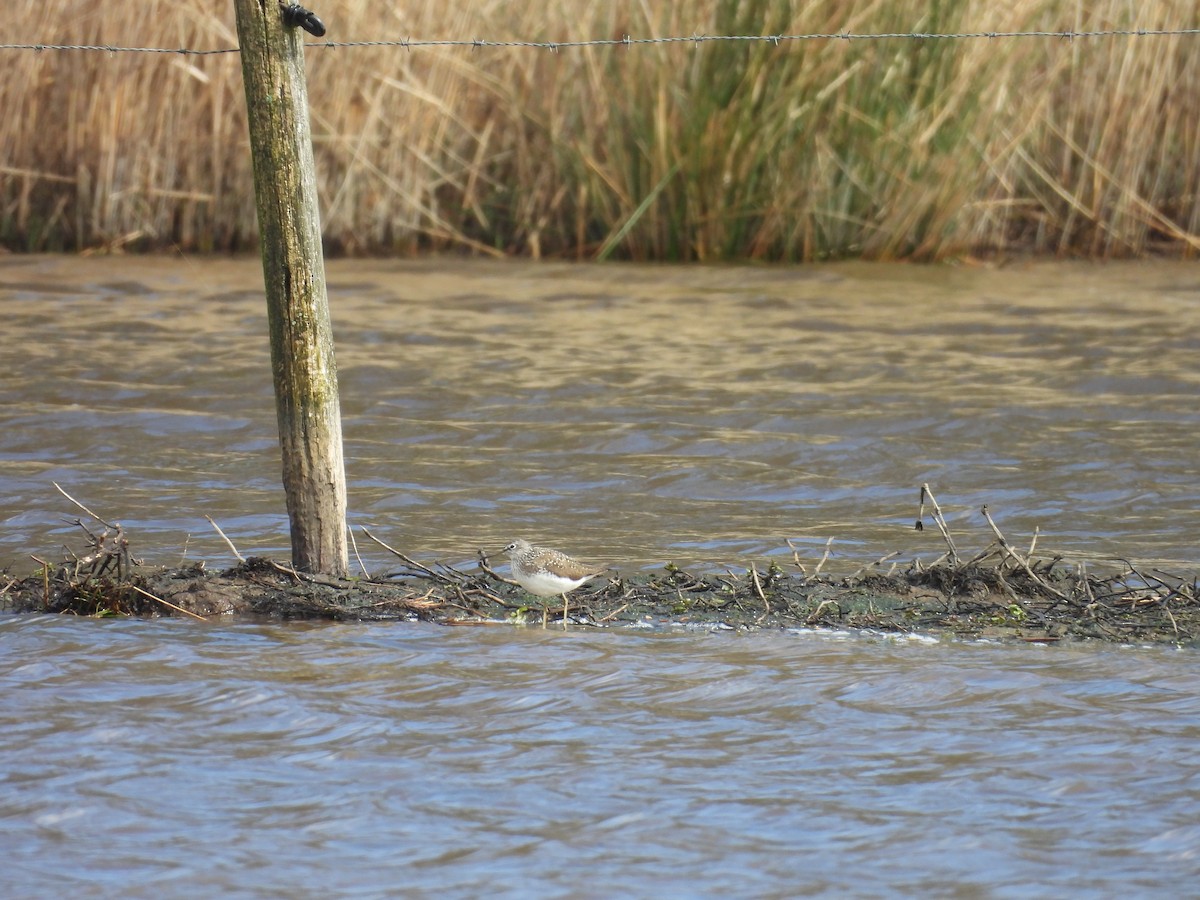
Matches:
[514,568,592,597]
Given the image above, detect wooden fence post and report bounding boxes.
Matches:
[233,0,347,576]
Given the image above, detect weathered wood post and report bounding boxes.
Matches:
[233,0,347,576]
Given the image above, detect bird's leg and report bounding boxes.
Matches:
[562,593,569,626]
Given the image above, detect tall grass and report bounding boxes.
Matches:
[2,0,1197,259]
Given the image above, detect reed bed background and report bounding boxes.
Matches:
[3,0,1198,260]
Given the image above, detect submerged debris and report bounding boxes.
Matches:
[4,484,1197,644]
[3,545,1197,645]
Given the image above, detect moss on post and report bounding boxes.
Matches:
[233,0,347,576]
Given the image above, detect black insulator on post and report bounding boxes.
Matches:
[280,3,326,37]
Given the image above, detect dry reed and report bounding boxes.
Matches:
[2,0,1198,259]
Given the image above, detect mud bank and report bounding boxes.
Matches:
[5,551,1197,646]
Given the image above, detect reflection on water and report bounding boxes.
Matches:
[1,255,1198,574]
[2,617,1198,897]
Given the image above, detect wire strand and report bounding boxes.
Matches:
[2,28,1198,56]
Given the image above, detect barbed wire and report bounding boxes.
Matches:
[1,27,1198,57]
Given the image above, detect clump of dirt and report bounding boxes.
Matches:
[4,543,1197,645]
[6,485,1195,643]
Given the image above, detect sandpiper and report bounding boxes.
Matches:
[501,539,608,625]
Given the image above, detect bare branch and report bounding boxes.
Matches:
[54,482,115,529]
[130,585,208,621]
[205,515,246,563]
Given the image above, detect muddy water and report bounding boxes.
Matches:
[3,256,1200,895]
[2,256,1198,574]
[3,617,1199,897]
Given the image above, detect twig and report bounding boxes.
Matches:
[814,537,833,576]
[267,559,304,583]
[440,561,475,580]
[1079,563,1096,605]
[966,540,1003,566]
[129,585,208,621]
[596,602,630,623]
[347,523,369,578]
[477,549,520,588]
[785,538,808,574]
[749,565,771,617]
[361,527,455,584]
[922,552,950,569]
[54,482,115,529]
[31,557,50,608]
[360,586,439,610]
[849,550,903,580]
[1163,604,1180,639]
[980,506,1069,602]
[994,568,1020,602]
[807,598,839,624]
[466,585,520,608]
[205,515,245,563]
[1150,569,1192,597]
[437,596,485,618]
[919,484,959,563]
[1132,566,1190,595]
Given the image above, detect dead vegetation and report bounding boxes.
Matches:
[4,1,1199,259]
[3,485,1197,645]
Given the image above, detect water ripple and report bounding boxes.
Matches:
[2,619,1197,897]
[3,258,1200,571]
